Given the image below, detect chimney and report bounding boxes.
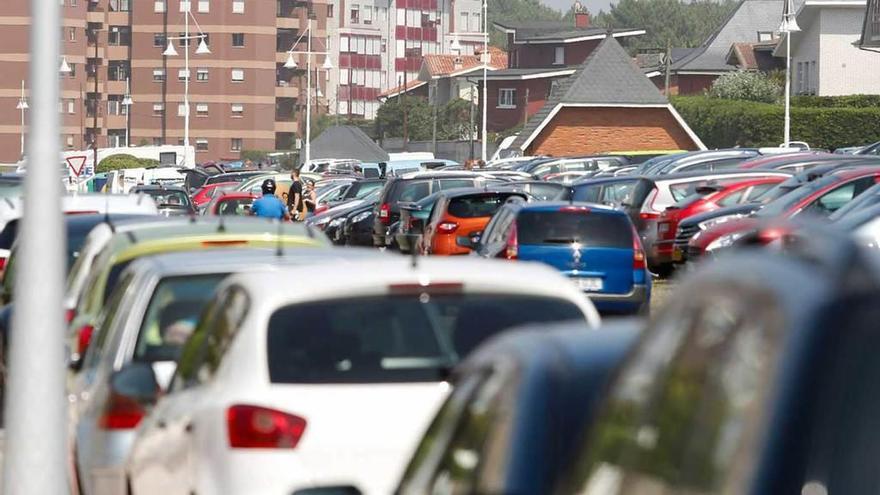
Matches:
[573,1,590,28]
[453,56,463,70]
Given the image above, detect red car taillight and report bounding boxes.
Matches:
[639,211,660,220]
[632,227,647,270]
[98,390,147,430]
[379,203,391,225]
[227,404,307,449]
[65,308,76,324]
[505,223,518,260]
[437,222,458,233]
[77,324,94,357]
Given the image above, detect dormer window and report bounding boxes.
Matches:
[757,31,775,42]
[554,46,565,65]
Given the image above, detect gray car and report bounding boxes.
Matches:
[71,247,379,495]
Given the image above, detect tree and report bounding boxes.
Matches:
[96,154,159,174]
[708,71,781,103]
[487,0,566,47]
[376,97,478,141]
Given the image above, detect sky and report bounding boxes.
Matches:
[540,0,614,16]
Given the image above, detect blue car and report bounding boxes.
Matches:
[474,200,651,314]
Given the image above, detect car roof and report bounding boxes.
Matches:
[438,187,530,199]
[397,171,486,180]
[648,169,791,183]
[827,165,880,180]
[572,176,643,187]
[132,184,188,192]
[516,201,624,215]
[224,256,601,327]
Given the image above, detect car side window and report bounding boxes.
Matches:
[80,271,136,371]
[717,189,746,207]
[573,186,600,203]
[563,286,783,494]
[743,183,775,202]
[480,209,506,248]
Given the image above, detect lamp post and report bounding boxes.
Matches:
[780,0,800,146]
[284,18,334,165]
[450,11,490,162]
[122,77,133,147]
[162,5,210,161]
[16,80,28,157]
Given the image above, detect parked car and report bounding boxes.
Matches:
[191,182,237,209]
[372,172,497,248]
[395,192,443,255]
[558,234,880,495]
[316,178,386,215]
[649,149,761,175]
[419,189,528,256]
[474,201,651,314]
[308,189,382,244]
[204,191,257,216]
[736,152,852,171]
[571,176,644,206]
[203,171,267,186]
[828,181,880,221]
[515,156,630,179]
[72,247,370,495]
[687,166,880,263]
[395,319,641,495]
[496,180,572,201]
[130,185,196,217]
[123,257,600,495]
[650,177,785,274]
[544,171,595,184]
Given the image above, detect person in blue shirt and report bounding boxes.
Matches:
[250,179,290,220]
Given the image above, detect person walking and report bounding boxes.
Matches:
[288,169,306,221]
[303,181,317,218]
[251,178,289,220]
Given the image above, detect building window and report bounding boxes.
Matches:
[364,6,373,24]
[554,46,564,65]
[471,12,481,32]
[381,39,387,53]
[459,12,468,31]
[152,137,163,146]
[68,100,75,114]
[231,103,244,117]
[109,0,130,11]
[231,138,243,152]
[327,4,334,17]
[68,27,76,42]
[196,103,209,116]
[178,68,190,81]
[757,31,774,42]
[231,68,244,82]
[154,33,166,47]
[108,61,128,81]
[180,0,190,12]
[197,0,209,13]
[178,104,190,117]
[498,88,516,108]
[66,135,75,148]
[153,68,166,81]
[196,68,209,81]
[154,0,166,13]
[152,103,165,116]
[810,60,817,93]
[796,62,804,94]
[232,0,244,13]
[68,63,76,77]
[232,33,245,47]
[351,4,359,23]
[108,26,131,46]
[196,138,209,152]
[803,62,810,95]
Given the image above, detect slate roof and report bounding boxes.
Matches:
[310,126,389,162]
[511,36,669,150]
[672,0,785,73]
[492,20,643,43]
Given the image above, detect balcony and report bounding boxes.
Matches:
[85,45,106,59]
[86,11,104,24]
[277,17,301,29]
[105,114,127,128]
[106,80,126,94]
[106,45,130,60]
[274,121,299,133]
[276,85,300,98]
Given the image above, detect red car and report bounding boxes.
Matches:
[206,191,258,216]
[688,167,880,262]
[192,181,237,208]
[652,177,785,271]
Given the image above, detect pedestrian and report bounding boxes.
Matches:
[288,169,305,221]
[303,181,317,218]
[250,178,290,220]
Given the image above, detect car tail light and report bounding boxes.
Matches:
[437,222,458,233]
[0,257,7,272]
[639,212,660,220]
[379,203,391,225]
[632,227,646,270]
[65,308,76,324]
[505,223,518,260]
[559,206,590,213]
[98,390,147,430]
[227,404,307,449]
[77,324,94,357]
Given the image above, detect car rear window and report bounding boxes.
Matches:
[266,294,585,384]
[133,274,226,362]
[397,181,431,202]
[447,195,508,218]
[217,198,254,215]
[516,210,633,248]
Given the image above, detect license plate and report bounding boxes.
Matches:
[574,277,603,291]
[672,247,683,262]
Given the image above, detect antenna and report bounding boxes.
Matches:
[410,239,419,269]
[217,214,226,233]
[275,218,284,257]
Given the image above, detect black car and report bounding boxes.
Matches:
[514,156,630,179]
[558,230,880,494]
[203,171,266,186]
[372,173,494,248]
[323,178,386,211]
[496,180,572,201]
[396,320,640,495]
[341,202,377,246]
[130,185,196,216]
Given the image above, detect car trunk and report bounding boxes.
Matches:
[518,245,634,294]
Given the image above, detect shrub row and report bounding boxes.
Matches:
[791,94,880,108]
[672,96,880,150]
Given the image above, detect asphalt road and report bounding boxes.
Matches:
[650,278,674,315]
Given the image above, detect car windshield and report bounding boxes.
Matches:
[829,184,880,220]
[217,198,254,215]
[756,176,838,218]
[141,189,189,206]
[134,274,226,362]
[266,294,585,383]
[517,210,633,247]
[346,181,384,200]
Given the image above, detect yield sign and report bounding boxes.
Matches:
[66,156,88,177]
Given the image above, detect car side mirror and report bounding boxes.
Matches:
[109,362,161,408]
[291,487,362,495]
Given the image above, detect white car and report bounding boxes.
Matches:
[125,257,600,495]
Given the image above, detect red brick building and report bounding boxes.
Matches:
[511,37,705,156]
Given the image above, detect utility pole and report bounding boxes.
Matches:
[664,39,672,96]
[469,84,475,159]
[523,87,530,127]
[92,24,99,173]
[401,75,409,151]
[431,80,438,156]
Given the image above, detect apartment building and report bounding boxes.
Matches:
[0,0,329,163]
[328,0,483,119]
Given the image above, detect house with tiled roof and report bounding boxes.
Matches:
[512,36,705,155]
[481,8,645,131]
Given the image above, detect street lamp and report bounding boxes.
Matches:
[449,22,490,162]
[284,19,334,165]
[162,5,210,162]
[121,77,133,147]
[780,0,801,147]
[16,80,28,157]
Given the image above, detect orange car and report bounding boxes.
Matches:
[420,189,528,255]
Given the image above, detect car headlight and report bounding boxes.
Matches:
[309,216,331,228]
[706,231,746,252]
[329,217,346,228]
[698,214,746,231]
[351,211,371,223]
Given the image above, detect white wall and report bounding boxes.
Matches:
[818,7,880,95]
[791,8,821,94]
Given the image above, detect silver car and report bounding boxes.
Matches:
[71,247,379,495]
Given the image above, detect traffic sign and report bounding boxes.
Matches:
[66,155,88,177]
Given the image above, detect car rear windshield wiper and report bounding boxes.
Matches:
[542,237,580,244]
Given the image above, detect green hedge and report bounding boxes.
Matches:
[672,96,880,150]
[96,154,159,174]
[791,94,880,108]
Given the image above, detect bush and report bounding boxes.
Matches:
[96,154,159,174]
[672,96,880,150]
[791,94,880,108]
[708,71,782,103]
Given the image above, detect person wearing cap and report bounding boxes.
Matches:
[251,178,290,220]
